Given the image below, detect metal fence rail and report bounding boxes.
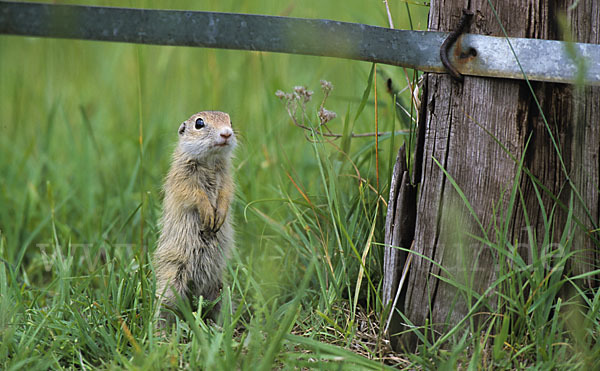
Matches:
[1,1,599,85]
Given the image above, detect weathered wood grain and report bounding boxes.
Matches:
[383,144,417,346]
[383,145,407,308]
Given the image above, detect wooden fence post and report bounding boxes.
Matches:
[383,0,599,349]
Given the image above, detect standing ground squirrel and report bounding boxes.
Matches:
[154,111,236,326]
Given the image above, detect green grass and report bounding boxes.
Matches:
[1,1,599,369]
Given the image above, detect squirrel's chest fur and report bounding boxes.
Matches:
[157,162,231,260]
[187,162,220,204]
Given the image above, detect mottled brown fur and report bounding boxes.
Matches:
[154,111,236,326]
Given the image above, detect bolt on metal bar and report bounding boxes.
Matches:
[1,1,599,85]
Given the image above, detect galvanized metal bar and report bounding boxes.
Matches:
[1,1,599,85]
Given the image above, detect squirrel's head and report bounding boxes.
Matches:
[177,111,237,161]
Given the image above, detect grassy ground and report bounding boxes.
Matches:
[1,1,599,370]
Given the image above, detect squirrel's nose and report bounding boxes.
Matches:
[220,129,232,139]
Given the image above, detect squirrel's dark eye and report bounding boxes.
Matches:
[195,118,205,129]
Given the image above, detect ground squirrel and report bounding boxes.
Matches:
[154,111,236,326]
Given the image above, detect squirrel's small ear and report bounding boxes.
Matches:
[178,122,186,135]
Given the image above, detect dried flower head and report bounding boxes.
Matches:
[318,107,337,124]
[320,79,334,93]
[275,90,294,102]
[293,85,313,103]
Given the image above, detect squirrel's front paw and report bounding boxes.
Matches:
[198,207,216,231]
[212,208,227,232]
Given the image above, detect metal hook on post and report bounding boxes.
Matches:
[440,9,474,82]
